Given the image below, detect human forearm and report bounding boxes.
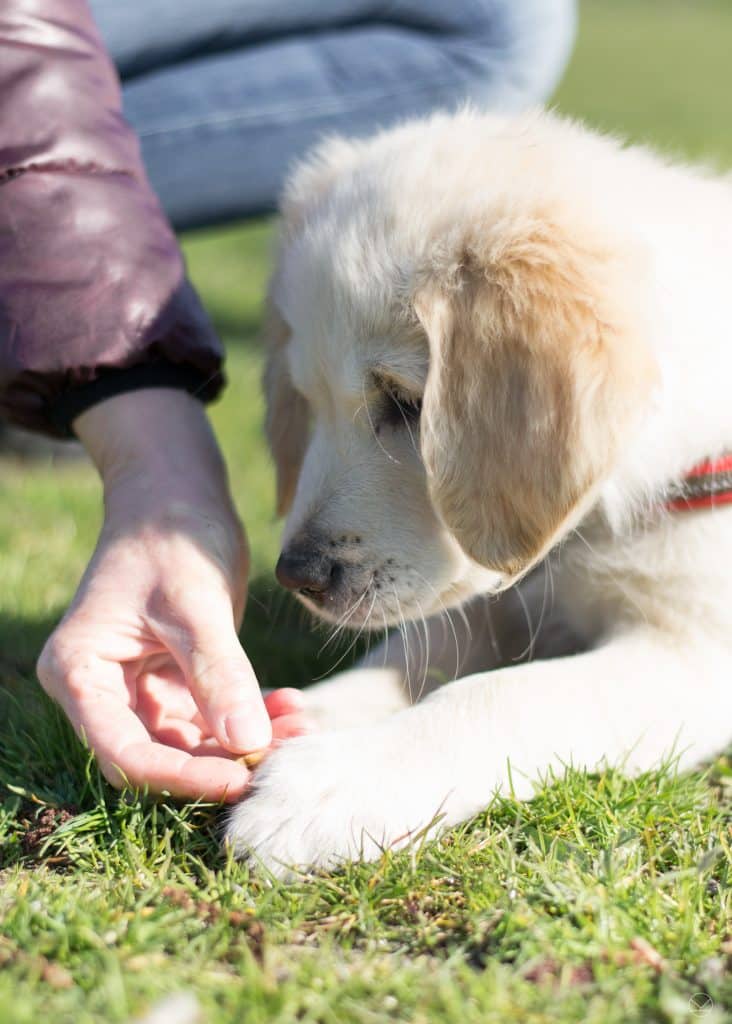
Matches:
[75,388,231,510]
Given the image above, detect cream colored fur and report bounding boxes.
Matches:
[226,109,732,876]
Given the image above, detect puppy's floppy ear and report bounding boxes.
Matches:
[262,296,309,516]
[415,219,658,575]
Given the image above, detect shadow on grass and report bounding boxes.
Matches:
[241,576,369,690]
[0,575,367,694]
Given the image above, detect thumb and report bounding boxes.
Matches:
[163,606,272,755]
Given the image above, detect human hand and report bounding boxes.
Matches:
[37,389,310,802]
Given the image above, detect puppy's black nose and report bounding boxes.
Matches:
[275,544,342,599]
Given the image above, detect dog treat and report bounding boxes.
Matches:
[237,749,267,769]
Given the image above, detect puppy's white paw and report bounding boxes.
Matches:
[302,666,410,733]
[224,724,452,877]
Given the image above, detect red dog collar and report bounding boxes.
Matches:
[665,452,732,512]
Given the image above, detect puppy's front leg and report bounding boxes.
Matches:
[227,627,732,875]
[302,595,491,731]
[304,565,582,730]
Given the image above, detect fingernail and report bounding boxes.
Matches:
[224,704,272,752]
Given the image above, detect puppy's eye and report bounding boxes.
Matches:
[380,382,422,428]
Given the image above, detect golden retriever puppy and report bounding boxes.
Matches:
[226,109,732,875]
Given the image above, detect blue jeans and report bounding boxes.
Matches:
[89,0,576,230]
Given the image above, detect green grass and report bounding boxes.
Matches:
[1,2,731,1021]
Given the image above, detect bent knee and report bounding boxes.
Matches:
[443,0,577,111]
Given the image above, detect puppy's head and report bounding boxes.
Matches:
[264,112,658,628]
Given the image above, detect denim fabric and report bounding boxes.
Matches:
[89,0,576,230]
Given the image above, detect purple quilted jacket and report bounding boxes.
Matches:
[0,0,223,436]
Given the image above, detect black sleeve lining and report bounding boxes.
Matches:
[49,361,224,437]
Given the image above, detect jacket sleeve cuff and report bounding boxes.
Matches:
[49,361,225,437]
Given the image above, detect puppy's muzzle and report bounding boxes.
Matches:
[275,540,343,605]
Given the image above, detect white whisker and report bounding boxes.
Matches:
[314,587,377,680]
[411,595,431,702]
[395,397,420,457]
[361,381,400,465]
[514,583,537,662]
[412,570,463,682]
[317,582,371,655]
[391,587,412,698]
[573,528,650,626]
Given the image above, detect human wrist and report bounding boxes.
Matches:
[74,388,231,511]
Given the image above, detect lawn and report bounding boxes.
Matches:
[1,2,731,1021]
